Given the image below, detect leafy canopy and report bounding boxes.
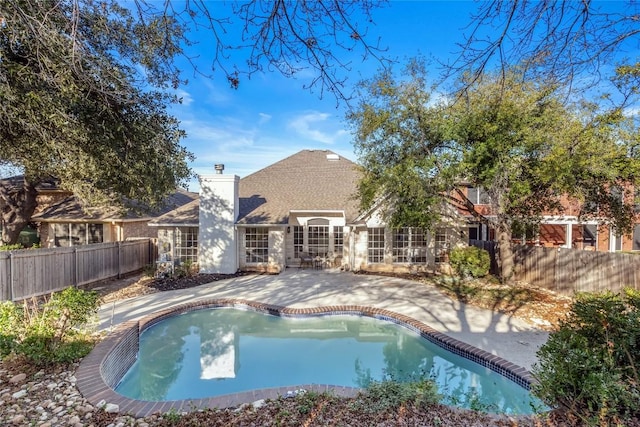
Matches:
[349,61,640,276]
[0,0,193,210]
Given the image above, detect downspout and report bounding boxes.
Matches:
[235,225,239,273]
[349,226,356,271]
[173,226,177,274]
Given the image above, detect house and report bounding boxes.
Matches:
[0,176,70,246]
[0,175,198,248]
[32,189,198,248]
[151,150,466,274]
[461,185,640,252]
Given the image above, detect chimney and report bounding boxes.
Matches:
[198,169,239,274]
[214,164,224,174]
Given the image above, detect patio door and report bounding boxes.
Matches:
[308,225,329,257]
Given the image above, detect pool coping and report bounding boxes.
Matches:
[76,298,535,418]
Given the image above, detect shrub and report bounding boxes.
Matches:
[0,243,23,251]
[0,287,100,366]
[174,259,196,278]
[143,263,157,278]
[449,246,490,279]
[0,301,23,356]
[353,380,440,413]
[532,290,640,425]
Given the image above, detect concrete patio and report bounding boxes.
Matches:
[97,268,549,372]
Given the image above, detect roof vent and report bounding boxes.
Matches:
[326,154,339,161]
[214,164,224,174]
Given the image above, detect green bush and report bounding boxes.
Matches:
[174,259,196,278]
[0,243,24,251]
[532,290,640,425]
[0,301,24,356]
[143,263,157,277]
[0,287,100,366]
[449,246,490,278]
[353,380,440,413]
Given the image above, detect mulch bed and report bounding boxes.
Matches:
[148,271,249,292]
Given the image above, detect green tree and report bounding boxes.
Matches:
[0,0,388,244]
[0,0,193,244]
[349,62,639,278]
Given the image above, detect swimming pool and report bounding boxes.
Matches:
[76,299,540,417]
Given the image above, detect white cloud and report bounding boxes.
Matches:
[288,111,348,144]
[180,118,256,153]
[258,113,272,124]
[201,80,233,105]
[174,107,357,191]
[175,89,194,106]
[623,106,640,117]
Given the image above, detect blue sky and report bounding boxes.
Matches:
[2,1,631,190]
[172,1,481,190]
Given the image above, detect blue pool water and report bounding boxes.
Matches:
[115,308,543,414]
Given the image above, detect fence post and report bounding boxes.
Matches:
[8,251,14,301]
[117,242,122,279]
[73,247,78,286]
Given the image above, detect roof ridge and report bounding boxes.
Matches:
[240,149,354,181]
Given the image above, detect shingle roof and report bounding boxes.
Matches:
[148,199,199,226]
[238,149,361,224]
[32,189,198,222]
[0,175,63,192]
[150,150,362,226]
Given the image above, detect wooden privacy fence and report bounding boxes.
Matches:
[0,239,156,301]
[470,240,640,296]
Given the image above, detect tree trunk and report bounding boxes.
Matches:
[496,224,515,281]
[0,178,38,245]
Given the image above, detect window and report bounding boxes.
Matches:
[88,224,103,244]
[434,228,449,263]
[582,225,597,248]
[411,228,427,263]
[392,228,410,263]
[175,227,198,263]
[613,232,623,251]
[245,227,268,263]
[611,185,623,202]
[293,226,304,258]
[467,186,490,205]
[468,226,479,241]
[333,226,344,256]
[368,227,385,263]
[53,223,103,247]
[634,225,640,251]
[392,228,427,263]
[308,225,329,257]
[54,223,71,247]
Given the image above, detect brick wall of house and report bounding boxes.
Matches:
[123,221,157,239]
[598,226,612,252]
[39,224,51,248]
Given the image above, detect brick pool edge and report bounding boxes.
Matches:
[76,298,535,418]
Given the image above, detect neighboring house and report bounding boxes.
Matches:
[0,176,70,246]
[31,189,197,248]
[461,185,640,252]
[152,149,467,274]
